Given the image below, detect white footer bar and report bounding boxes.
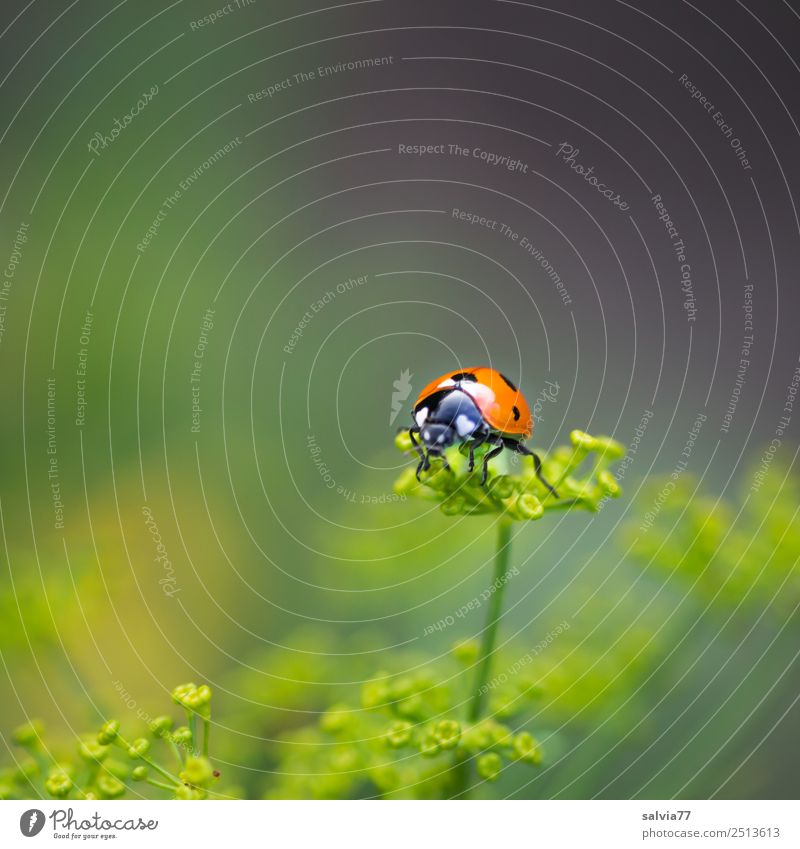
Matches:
[2,799,796,848]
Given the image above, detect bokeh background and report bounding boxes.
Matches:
[1,0,799,799]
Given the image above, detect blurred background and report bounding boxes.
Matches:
[0,0,798,799]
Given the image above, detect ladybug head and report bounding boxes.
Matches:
[419,422,458,454]
[415,389,484,455]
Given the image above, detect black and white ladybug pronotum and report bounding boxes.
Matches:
[408,366,558,495]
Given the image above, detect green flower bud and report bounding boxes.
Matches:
[171,683,212,717]
[476,752,502,781]
[97,774,125,799]
[97,719,120,745]
[433,719,461,750]
[131,765,148,781]
[45,769,73,799]
[127,738,150,759]
[418,733,440,758]
[592,435,625,460]
[171,683,197,707]
[419,465,450,491]
[597,469,621,497]
[361,677,390,709]
[488,475,515,500]
[174,783,203,800]
[78,738,109,763]
[570,429,596,451]
[319,704,353,734]
[0,782,15,800]
[12,720,44,748]
[180,756,214,787]
[452,639,480,664]
[515,493,544,520]
[149,715,173,737]
[187,685,212,716]
[171,726,192,746]
[196,684,212,703]
[512,731,542,765]
[440,494,467,516]
[384,720,412,748]
[395,430,414,452]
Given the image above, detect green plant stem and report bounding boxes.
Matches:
[168,739,185,768]
[451,520,513,797]
[468,520,513,721]
[188,712,197,756]
[202,718,210,757]
[146,776,178,792]
[543,497,582,511]
[139,755,181,786]
[115,736,181,786]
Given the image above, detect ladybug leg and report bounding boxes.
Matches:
[408,426,424,459]
[411,433,432,482]
[468,433,488,473]
[415,451,432,482]
[417,451,431,483]
[480,440,505,487]
[408,427,427,481]
[505,439,559,497]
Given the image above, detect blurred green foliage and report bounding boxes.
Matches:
[626,465,800,619]
[2,452,797,799]
[265,641,545,799]
[0,684,233,800]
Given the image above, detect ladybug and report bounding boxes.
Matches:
[408,366,558,495]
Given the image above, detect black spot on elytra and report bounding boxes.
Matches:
[451,371,478,382]
[500,373,518,391]
[512,405,520,421]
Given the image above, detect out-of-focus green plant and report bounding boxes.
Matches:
[258,606,663,799]
[0,683,232,800]
[626,459,800,618]
[264,430,625,798]
[599,456,800,799]
[265,641,545,799]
